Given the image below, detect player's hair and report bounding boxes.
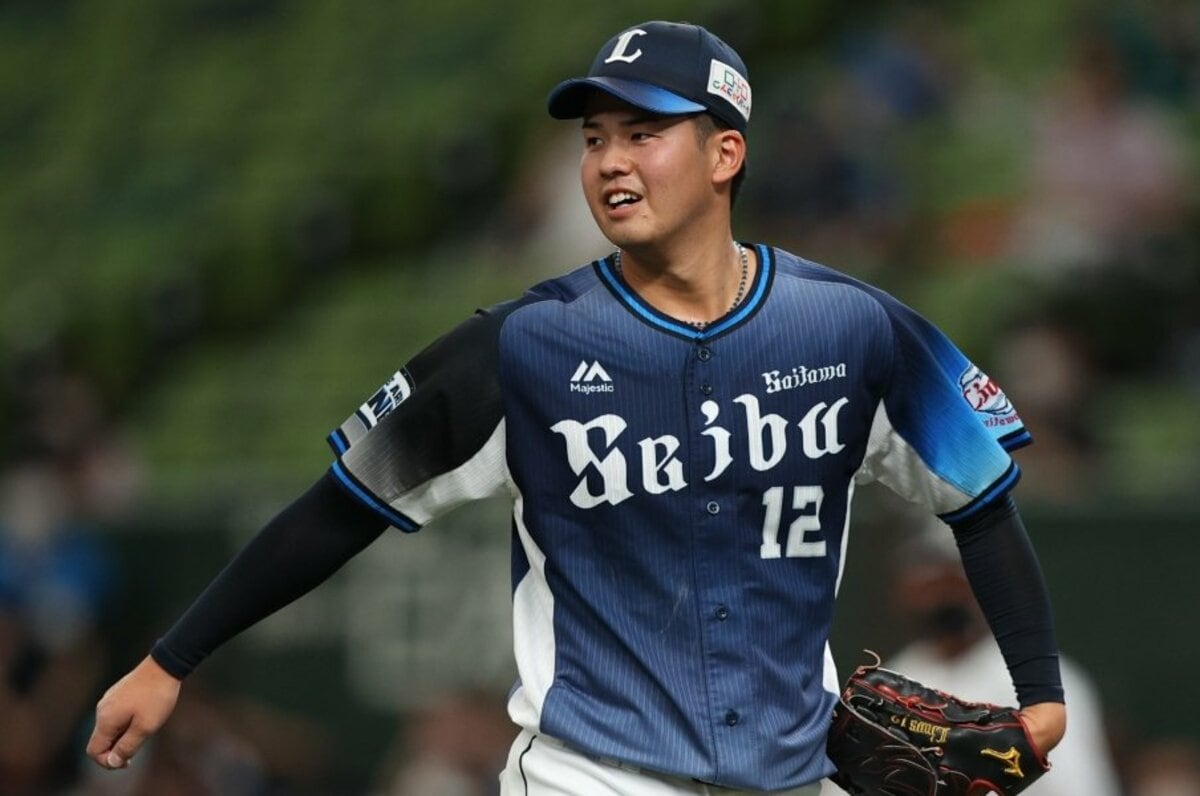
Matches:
[693,112,747,208]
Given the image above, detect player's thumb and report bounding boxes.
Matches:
[87,699,155,769]
[106,723,152,769]
[86,705,128,763]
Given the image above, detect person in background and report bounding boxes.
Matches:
[885,520,1120,796]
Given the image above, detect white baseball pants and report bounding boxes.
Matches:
[499,728,847,796]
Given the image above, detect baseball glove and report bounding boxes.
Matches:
[826,652,1048,796]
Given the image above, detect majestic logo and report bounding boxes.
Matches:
[762,363,847,394]
[551,394,849,508]
[358,370,413,429]
[570,360,614,394]
[981,746,1024,778]
[604,28,647,64]
[707,59,751,121]
[959,365,1013,417]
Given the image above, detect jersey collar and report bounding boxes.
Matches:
[594,243,774,341]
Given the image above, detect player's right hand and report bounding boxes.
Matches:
[87,655,182,770]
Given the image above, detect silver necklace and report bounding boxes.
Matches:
[614,243,749,329]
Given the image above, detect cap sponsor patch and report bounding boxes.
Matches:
[707,58,751,122]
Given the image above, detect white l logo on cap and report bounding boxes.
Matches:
[604,28,647,64]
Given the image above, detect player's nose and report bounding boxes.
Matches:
[598,142,633,178]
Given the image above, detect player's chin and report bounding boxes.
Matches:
[590,206,643,242]
[595,218,652,252]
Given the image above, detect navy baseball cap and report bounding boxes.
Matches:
[547,21,751,133]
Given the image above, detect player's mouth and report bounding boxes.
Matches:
[604,189,643,217]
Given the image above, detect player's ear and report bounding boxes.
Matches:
[710,129,745,190]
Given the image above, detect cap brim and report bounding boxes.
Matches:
[547,76,706,120]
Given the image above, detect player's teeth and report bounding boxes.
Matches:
[608,192,640,206]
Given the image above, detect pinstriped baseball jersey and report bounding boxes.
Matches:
[326,244,1030,791]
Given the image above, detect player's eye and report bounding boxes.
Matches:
[583,135,603,149]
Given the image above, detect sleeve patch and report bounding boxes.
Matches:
[958,365,1019,429]
[356,369,414,430]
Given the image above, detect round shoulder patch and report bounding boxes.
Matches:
[958,365,1013,416]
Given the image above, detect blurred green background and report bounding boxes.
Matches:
[1,0,1197,793]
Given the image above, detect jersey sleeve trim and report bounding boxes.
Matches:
[999,428,1033,452]
[936,461,1022,525]
[329,460,421,532]
[328,428,350,455]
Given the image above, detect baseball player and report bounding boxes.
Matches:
[88,21,1066,794]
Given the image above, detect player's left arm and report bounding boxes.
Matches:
[949,493,1066,756]
[855,287,1067,753]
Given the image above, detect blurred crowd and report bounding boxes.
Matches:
[2,3,1198,794]
[1,355,128,792]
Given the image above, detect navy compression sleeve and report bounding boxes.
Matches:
[950,495,1064,707]
[151,472,387,678]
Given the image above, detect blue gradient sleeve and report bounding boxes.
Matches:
[859,297,1030,522]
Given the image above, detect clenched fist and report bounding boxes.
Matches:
[87,656,181,770]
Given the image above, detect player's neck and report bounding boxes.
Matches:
[616,231,757,327]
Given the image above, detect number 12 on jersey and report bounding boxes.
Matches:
[760,486,826,559]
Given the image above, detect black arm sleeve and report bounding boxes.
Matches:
[150,471,388,678]
[950,495,1064,707]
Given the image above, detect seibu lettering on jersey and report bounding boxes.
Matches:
[551,393,852,509]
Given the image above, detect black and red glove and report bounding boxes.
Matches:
[827,654,1049,795]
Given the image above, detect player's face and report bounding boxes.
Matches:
[579,94,725,252]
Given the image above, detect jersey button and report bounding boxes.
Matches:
[715,605,729,620]
[724,710,740,726]
[706,501,720,515]
[696,347,712,362]
[700,383,713,396]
